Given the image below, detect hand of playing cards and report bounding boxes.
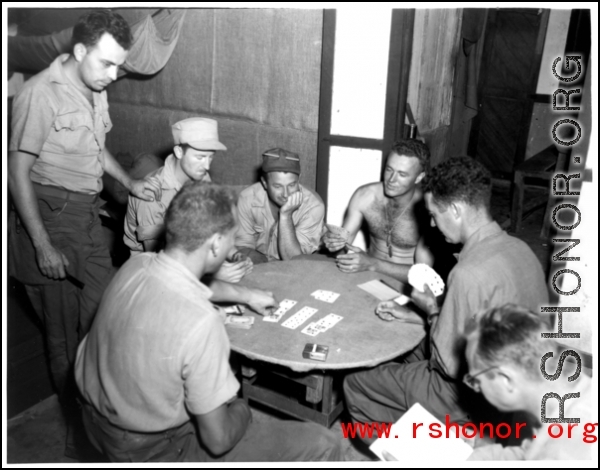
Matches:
[407,264,445,297]
[324,224,351,252]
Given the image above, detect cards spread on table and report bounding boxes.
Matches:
[311,290,340,303]
[282,306,318,329]
[301,321,322,336]
[408,264,445,297]
[225,315,254,329]
[357,279,400,301]
[264,299,297,322]
[300,313,343,336]
[326,223,350,242]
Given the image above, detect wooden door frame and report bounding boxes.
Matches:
[315,9,415,209]
[467,8,550,179]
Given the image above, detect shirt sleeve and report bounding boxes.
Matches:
[10,82,56,156]
[182,312,240,415]
[235,190,258,249]
[294,193,325,254]
[431,266,486,378]
[134,199,167,242]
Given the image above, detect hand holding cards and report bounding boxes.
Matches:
[408,264,445,297]
[324,224,351,252]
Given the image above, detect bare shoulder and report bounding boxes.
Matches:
[350,182,381,211]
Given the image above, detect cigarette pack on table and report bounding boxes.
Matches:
[302,343,329,361]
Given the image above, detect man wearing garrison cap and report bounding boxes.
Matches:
[235,148,325,262]
[124,117,252,282]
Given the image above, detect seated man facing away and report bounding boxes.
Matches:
[235,148,325,263]
[124,117,252,282]
[323,140,436,281]
[344,157,548,445]
[76,182,342,462]
[466,304,594,460]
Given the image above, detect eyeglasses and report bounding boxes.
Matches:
[463,365,499,392]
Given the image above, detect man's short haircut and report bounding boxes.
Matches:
[72,10,133,52]
[165,182,236,253]
[465,304,552,379]
[390,139,431,174]
[423,156,492,210]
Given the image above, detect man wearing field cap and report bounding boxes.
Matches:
[125,117,252,282]
[235,148,325,263]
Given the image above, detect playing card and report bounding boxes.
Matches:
[408,264,445,297]
[263,299,297,322]
[393,295,410,306]
[225,315,254,329]
[301,322,321,337]
[311,290,340,303]
[357,280,400,301]
[281,306,318,329]
[314,313,343,331]
[326,223,350,241]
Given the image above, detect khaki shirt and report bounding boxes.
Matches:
[123,154,210,255]
[10,54,112,194]
[75,252,239,431]
[430,222,548,378]
[235,182,325,260]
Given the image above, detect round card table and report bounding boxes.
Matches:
[228,258,426,427]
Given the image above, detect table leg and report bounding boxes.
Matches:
[238,363,345,427]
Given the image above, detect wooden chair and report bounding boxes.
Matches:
[510,145,569,238]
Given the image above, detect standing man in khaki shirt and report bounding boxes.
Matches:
[8,10,160,456]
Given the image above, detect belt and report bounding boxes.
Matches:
[33,183,99,204]
[83,401,190,437]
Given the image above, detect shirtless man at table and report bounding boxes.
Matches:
[324,140,436,282]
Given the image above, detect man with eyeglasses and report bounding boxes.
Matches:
[235,148,325,262]
[344,157,548,444]
[465,304,593,460]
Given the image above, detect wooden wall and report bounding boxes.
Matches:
[407,9,463,167]
[13,8,324,189]
[107,9,323,189]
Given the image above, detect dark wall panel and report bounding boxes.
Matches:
[109,10,214,113]
[106,102,318,187]
[106,8,322,189]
